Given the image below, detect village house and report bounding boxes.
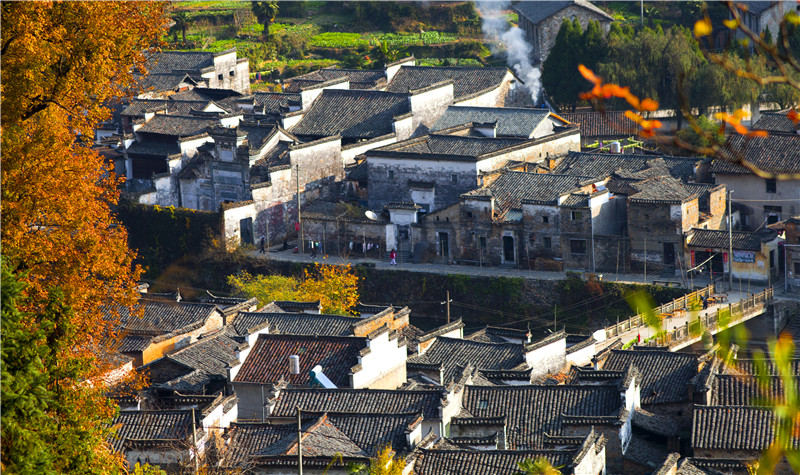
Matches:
[110,410,206,471]
[513,0,614,65]
[430,105,572,139]
[710,134,800,229]
[142,49,251,96]
[752,109,800,135]
[233,330,407,420]
[221,412,428,474]
[366,126,581,214]
[414,430,607,475]
[686,228,781,284]
[560,110,640,148]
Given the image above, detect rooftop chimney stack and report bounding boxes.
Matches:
[289,355,300,375]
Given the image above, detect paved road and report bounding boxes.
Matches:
[248,247,715,288]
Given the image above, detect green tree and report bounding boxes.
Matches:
[542,18,583,111]
[171,10,189,45]
[252,1,279,41]
[1,264,125,473]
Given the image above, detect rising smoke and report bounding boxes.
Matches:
[477,1,541,105]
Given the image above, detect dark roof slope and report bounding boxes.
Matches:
[229,312,357,337]
[290,89,409,140]
[146,51,215,74]
[234,334,366,387]
[687,228,777,251]
[370,134,531,161]
[431,106,552,137]
[514,1,614,24]
[409,337,526,385]
[146,333,243,392]
[711,134,800,174]
[752,111,798,134]
[270,388,443,420]
[553,151,699,180]
[285,68,386,92]
[415,449,578,475]
[463,172,588,210]
[692,406,800,451]
[710,374,788,406]
[136,115,217,138]
[561,110,638,138]
[603,350,697,405]
[386,66,509,100]
[114,299,219,336]
[460,385,621,449]
[110,410,193,452]
[628,176,701,204]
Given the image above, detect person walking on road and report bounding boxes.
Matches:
[390,249,397,265]
[259,236,266,254]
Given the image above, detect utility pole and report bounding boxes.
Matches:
[554,304,558,332]
[644,237,647,283]
[191,408,199,475]
[442,290,452,323]
[296,165,303,254]
[728,189,734,290]
[297,407,303,475]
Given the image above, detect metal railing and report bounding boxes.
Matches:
[605,284,716,339]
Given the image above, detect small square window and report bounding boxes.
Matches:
[480,236,487,250]
[794,262,800,274]
[466,211,473,218]
[542,216,549,224]
[218,73,223,81]
[766,178,777,193]
[544,237,552,248]
[570,239,586,254]
[571,211,582,221]
[451,174,458,184]
[388,170,394,180]
[229,70,235,76]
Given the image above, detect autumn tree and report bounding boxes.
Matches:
[228,263,360,315]
[1,1,167,471]
[346,445,406,475]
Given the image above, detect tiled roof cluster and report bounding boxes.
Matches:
[374,134,530,160]
[146,333,243,393]
[712,134,800,174]
[709,374,787,406]
[234,334,366,387]
[752,111,799,134]
[146,51,216,75]
[561,110,639,138]
[459,385,621,449]
[553,151,700,180]
[290,89,410,141]
[692,406,800,451]
[269,388,443,420]
[415,449,576,475]
[463,172,588,210]
[386,66,510,100]
[627,175,701,204]
[114,299,219,336]
[431,106,553,138]
[603,349,698,405]
[687,228,778,251]
[135,115,218,138]
[284,68,386,92]
[409,337,526,385]
[249,92,301,116]
[125,140,182,158]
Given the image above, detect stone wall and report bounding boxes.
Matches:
[628,201,683,271]
[522,4,613,64]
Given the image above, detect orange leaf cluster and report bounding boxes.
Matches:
[578,64,662,137]
[714,110,769,137]
[788,109,800,125]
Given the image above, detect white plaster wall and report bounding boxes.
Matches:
[714,174,800,228]
[408,83,454,131]
[566,342,595,368]
[525,337,566,377]
[300,80,350,111]
[590,191,617,235]
[530,117,556,139]
[222,202,256,249]
[219,115,242,128]
[282,112,304,130]
[393,115,415,141]
[341,135,397,166]
[385,58,416,83]
[350,331,406,389]
[180,135,214,159]
[388,208,418,225]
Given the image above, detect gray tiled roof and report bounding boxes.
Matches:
[146,51,216,75]
[371,135,531,162]
[408,337,526,386]
[692,406,800,451]
[229,312,357,337]
[137,73,196,93]
[147,333,243,392]
[628,176,700,204]
[123,99,211,117]
[463,172,588,211]
[269,388,443,420]
[712,134,800,174]
[113,299,219,336]
[290,89,410,141]
[251,92,301,115]
[136,115,217,137]
[721,359,800,376]
[552,151,699,180]
[687,228,777,251]
[710,374,788,406]
[109,410,193,452]
[603,350,698,405]
[561,110,638,138]
[514,1,614,24]
[682,458,751,474]
[386,66,509,100]
[125,140,181,158]
[753,111,798,134]
[431,106,552,137]
[234,334,366,387]
[460,385,621,449]
[285,68,386,92]
[414,449,577,475]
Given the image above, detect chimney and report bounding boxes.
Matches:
[289,355,300,375]
[610,141,621,154]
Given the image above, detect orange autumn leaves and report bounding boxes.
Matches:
[578,64,662,137]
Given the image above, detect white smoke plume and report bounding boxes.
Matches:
[477,1,541,104]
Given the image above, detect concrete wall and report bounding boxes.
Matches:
[714,173,800,229]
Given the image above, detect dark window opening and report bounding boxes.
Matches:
[466,211,473,218]
[544,237,552,248]
[217,73,223,81]
[766,178,777,193]
[451,174,458,184]
[570,239,587,254]
[229,70,235,76]
[571,211,582,221]
[480,236,487,250]
[794,262,800,274]
[388,170,394,180]
[542,216,549,224]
